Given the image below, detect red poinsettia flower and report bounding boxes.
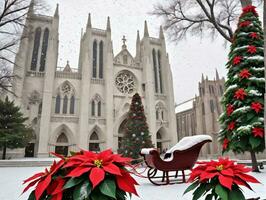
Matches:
[234,88,247,100]
[251,102,263,113]
[22,160,64,200]
[252,127,264,138]
[46,177,65,200]
[64,149,138,195]
[222,138,229,150]
[247,45,257,54]
[249,32,259,39]
[188,157,260,190]
[239,21,251,27]
[227,121,236,131]
[239,69,251,79]
[232,56,242,65]
[242,5,258,16]
[226,104,234,116]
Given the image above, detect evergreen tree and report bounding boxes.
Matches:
[219,6,264,172]
[0,96,33,159]
[119,93,153,162]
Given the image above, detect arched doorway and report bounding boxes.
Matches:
[55,132,69,156]
[118,119,128,149]
[156,131,163,153]
[89,131,100,152]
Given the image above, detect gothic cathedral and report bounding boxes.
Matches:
[11,4,177,157]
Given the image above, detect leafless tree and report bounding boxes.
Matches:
[152,0,262,43]
[0,0,45,96]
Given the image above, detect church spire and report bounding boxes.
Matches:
[106,16,111,32]
[28,0,34,15]
[54,4,59,18]
[201,73,204,82]
[87,13,92,29]
[159,25,164,40]
[144,20,149,37]
[215,68,220,80]
[136,30,141,62]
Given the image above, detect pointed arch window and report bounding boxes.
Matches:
[89,131,100,152]
[92,40,97,78]
[70,95,75,114]
[63,95,68,114]
[157,50,163,93]
[91,101,95,116]
[97,101,101,116]
[40,28,49,71]
[55,95,61,114]
[31,27,42,71]
[152,49,159,93]
[57,133,68,143]
[99,41,103,79]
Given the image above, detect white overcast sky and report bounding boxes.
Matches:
[44,0,262,104]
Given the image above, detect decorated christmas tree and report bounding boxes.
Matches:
[0,96,33,159]
[119,93,153,162]
[219,5,264,172]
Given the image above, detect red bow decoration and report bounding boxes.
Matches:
[226,104,234,116]
[251,102,263,113]
[247,45,257,54]
[232,56,242,65]
[239,21,251,27]
[239,69,251,79]
[234,88,247,100]
[227,121,236,131]
[249,32,259,39]
[252,127,264,138]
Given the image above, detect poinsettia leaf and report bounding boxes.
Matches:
[116,189,127,200]
[73,180,91,200]
[228,188,245,200]
[192,183,207,200]
[215,185,228,200]
[205,194,213,200]
[183,181,199,195]
[27,191,36,200]
[99,179,116,199]
[249,137,261,149]
[91,191,109,200]
[63,177,84,190]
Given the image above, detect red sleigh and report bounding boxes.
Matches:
[140,135,212,185]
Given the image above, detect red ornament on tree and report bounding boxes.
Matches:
[239,69,251,79]
[251,102,263,113]
[249,32,259,39]
[239,21,251,27]
[242,5,258,16]
[227,121,236,131]
[226,104,234,116]
[233,56,242,65]
[247,45,257,54]
[222,138,229,150]
[234,88,247,100]
[252,127,264,138]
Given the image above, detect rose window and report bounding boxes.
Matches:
[115,72,135,94]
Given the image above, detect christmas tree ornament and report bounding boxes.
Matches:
[232,56,242,65]
[234,88,247,100]
[252,127,264,138]
[239,69,251,79]
[251,102,263,113]
[226,104,234,116]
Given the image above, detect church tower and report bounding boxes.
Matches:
[12,1,59,157]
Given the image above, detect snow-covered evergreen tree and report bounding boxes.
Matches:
[119,93,153,163]
[219,5,264,172]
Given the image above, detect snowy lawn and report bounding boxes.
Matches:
[0,167,265,200]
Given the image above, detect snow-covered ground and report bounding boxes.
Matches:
[0,166,265,200]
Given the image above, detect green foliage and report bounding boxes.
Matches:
[0,96,33,159]
[219,6,265,155]
[119,93,153,162]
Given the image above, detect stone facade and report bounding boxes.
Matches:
[176,71,225,158]
[8,4,177,158]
